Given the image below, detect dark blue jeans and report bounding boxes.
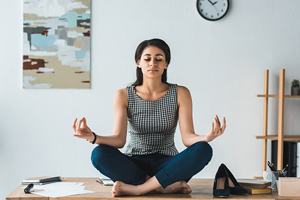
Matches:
[91,141,212,188]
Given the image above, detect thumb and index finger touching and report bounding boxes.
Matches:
[72,117,88,133]
[212,115,226,133]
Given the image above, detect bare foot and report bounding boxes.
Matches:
[111,181,141,197]
[155,181,192,194]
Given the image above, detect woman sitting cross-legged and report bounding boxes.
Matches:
[72,38,226,197]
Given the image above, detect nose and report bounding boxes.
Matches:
[150,59,157,67]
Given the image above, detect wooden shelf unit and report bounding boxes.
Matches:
[256,135,300,141]
[256,69,300,175]
[257,95,300,98]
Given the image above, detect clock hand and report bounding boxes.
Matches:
[208,0,214,5]
[213,6,218,13]
[208,0,219,15]
[211,1,219,13]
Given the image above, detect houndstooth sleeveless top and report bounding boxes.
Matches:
[125,83,179,156]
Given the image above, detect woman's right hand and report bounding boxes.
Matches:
[204,115,226,142]
[72,117,94,141]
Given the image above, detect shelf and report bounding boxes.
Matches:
[256,135,300,141]
[256,135,278,140]
[257,69,300,173]
[257,95,300,98]
[285,95,300,98]
[257,95,279,97]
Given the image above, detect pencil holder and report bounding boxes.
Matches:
[272,170,287,179]
[271,170,287,189]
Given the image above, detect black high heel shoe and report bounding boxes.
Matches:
[222,164,248,195]
[213,164,230,198]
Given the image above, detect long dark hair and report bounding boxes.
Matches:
[132,38,171,86]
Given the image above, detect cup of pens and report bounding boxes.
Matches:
[266,162,288,189]
[272,170,287,189]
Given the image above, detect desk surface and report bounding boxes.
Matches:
[5,178,300,200]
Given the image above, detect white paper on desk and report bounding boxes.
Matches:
[29,182,95,198]
[33,182,84,189]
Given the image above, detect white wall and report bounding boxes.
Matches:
[1,0,300,198]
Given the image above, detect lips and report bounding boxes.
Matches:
[148,69,158,72]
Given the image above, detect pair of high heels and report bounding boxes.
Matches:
[213,163,248,198]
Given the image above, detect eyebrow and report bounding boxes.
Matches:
[143,54,164,57]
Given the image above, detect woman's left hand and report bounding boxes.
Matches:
[204,115,226,142]
[72,117,94,141]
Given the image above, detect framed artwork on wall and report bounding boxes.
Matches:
[23,0,91,89]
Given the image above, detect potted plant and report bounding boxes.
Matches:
[291,79,300,95]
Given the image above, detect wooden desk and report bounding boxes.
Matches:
[5,178,299,200]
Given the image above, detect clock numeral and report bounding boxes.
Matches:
[201,9,203,12]
[211,15,213,18]
[217,13,219,16]
[221,9,223,12]
[206,13,208,16]
[224,3,225,6]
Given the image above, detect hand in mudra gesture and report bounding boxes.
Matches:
[205,115,226,142]
[72,117,94,141]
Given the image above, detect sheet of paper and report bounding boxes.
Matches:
[24,182,95,198]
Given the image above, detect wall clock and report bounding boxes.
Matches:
[196,0,229,21]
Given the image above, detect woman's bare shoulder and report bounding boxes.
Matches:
[177,85,192,106]
[177,85,191,96]
[115,87,127,95]
[114,88,128,106]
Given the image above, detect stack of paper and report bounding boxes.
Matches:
[28,182,94,198]
[237,179,272,195]
[237,179,271,188]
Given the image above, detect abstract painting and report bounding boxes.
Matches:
[23,0,91,89]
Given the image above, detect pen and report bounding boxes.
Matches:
[270,163,277,171]
[267,161,272,171]
[24,183,34,194]
[267,161,277,171]
[282,164,288,172]
[267,161,276,171]
[96,180,104,185]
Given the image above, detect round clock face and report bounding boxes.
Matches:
[196,0,229,21]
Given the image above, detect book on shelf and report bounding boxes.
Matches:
[298,142,300,177]
[237,179,271,188]
[22,176,62,185]
[245,187,272,195]
[271,140,297,177]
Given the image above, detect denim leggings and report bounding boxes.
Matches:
[91,141,213,189]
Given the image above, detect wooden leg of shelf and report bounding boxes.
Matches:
[262,139,267,174]
[277,69,285,170]
[262,70,269,175]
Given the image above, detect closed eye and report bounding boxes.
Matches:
[144,59,162,61]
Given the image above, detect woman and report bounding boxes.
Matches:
[72,38,226,197]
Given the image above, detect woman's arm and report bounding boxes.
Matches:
[72,88,128,148]
[177,86,226,147]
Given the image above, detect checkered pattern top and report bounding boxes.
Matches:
[125,83,179,156]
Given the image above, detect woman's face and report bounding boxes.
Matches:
[137,46,168,79]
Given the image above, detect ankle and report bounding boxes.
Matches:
[135,185,145,195]
[154,186,164,193]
